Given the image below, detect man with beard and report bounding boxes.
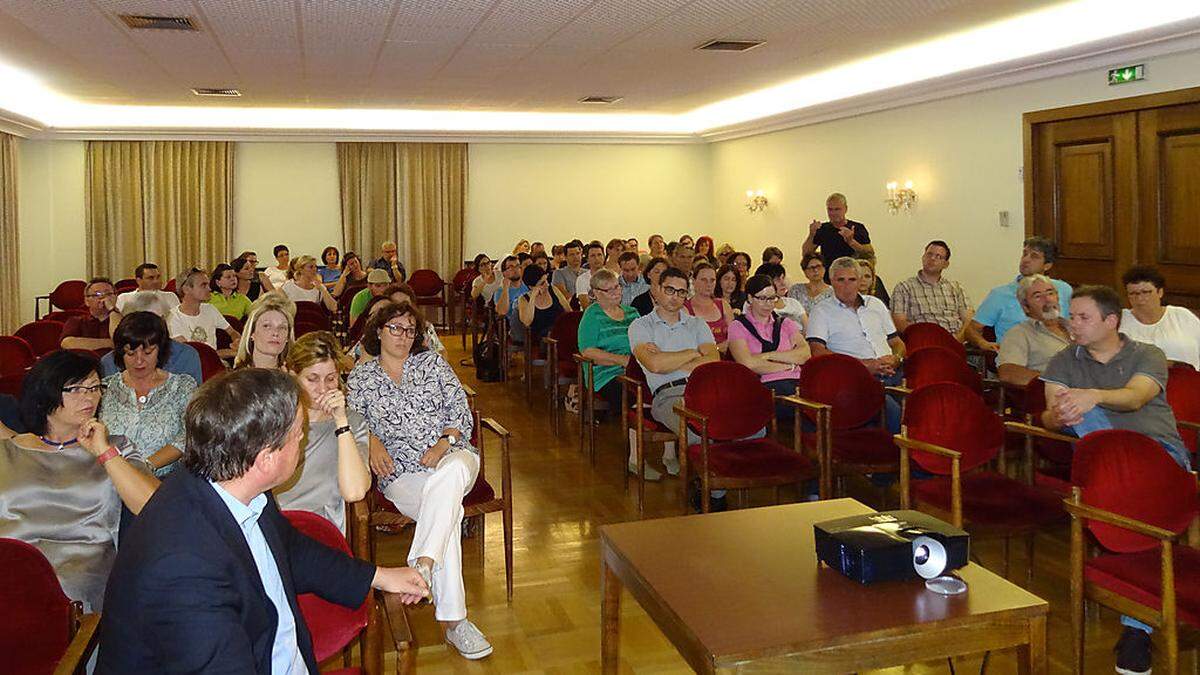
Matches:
[996,274,1071,386]
[967,236,1073,349]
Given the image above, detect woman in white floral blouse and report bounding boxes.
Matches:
[347,301,492,661]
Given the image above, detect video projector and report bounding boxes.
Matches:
[814,510,969,586]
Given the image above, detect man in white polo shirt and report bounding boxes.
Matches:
[116,262,181,314]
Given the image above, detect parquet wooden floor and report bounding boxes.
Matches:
[366,340,1185,674]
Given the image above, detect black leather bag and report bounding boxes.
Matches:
[473,319,503,382]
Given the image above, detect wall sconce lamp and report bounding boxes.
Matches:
[885,180,917,214]
[745,189,768,212]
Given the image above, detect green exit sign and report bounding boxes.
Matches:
[1108,64,1145,85]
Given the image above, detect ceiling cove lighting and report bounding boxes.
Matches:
[0,0,1197,135]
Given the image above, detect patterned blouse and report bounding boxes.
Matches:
[347,351,475,488]
[789,283,834,317]
[100,371,196,476]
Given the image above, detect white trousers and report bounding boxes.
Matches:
[382,450,480,622]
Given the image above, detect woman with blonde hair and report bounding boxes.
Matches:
[855,258,890,307]
[512,239,531,255]
[274,331,372,533]
[282,254,338,312]
[234,292,296,369]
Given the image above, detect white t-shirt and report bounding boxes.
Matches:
[575,270,593,297]
[1121,306,1200,370]
[167,304,230,349]
[471,275,503,302]
[265,266,289,288]
[116,290,180,314]
[281,280,321,303]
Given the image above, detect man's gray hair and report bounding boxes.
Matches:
[124,291,167,316]
[828,256,860,276]
[1016,273,1054,306]
[589,268,617,290]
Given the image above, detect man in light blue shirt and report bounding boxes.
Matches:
[493,255,529,344]
[968,236,1072,347]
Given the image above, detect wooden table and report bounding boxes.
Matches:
[600,498,1048,673]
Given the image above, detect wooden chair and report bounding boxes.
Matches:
[889,346,1004,413]
[674,361,816,513]
[895,382,1066,582]
[573,353,611,464]
[408,269,449,330]
[0,537,100,675]
[283,510,416,674]
[16,320,66,357]
[542,311,584,434]
[1004,378,1079,494]
[1065,429,1200,674]
[617,358,676,515]
[450,268,479,348]
[1167,364,1200,459]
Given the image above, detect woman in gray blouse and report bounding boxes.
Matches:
[347,301,492,661]
[0,351,158,610]
[274,331,372,533]
[100,312,196,476]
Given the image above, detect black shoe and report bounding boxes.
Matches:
[1114,626,1152,674]
[688,483,727,513]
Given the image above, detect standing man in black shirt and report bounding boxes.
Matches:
[801,192,874,280]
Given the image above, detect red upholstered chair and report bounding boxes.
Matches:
[113,278,138,294]
[1004,378,1079,494]
[35,279,87,319]
[295,319,326,338]
[791,353,899,499]
[0,335,36,376]
[903,322,966,357]
[294,301,331,328]
[895,383,1066,581]
[1167,364,1200,458]
[543,311,584,436]
[0,372,24,398]
[674,361,816,513]
[163,278,176,293]
[41,310,88,324]
[618,358,677,514]
[336,284,367,338]
[185,341,226,382]
[16,321,66,358]
[1065,429,1200,674]
[282,510,415,675]
[407,269,448,330]
[893,346,1003,413]
[0,538,100,675]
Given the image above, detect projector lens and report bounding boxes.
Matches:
[914,546,930,565]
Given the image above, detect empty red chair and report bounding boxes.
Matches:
[904,346,982,391]
[295,320,325,338]
[0,538,100,674]
[185,341,226,382]
[15,321,65,358]
[1066,429,1200,673]
[543,311,583,435]
[451,268,480,349]
[36,279,88,318]
[0,336,36,376]
[794,353,899,499]
[676,361,815,513]
[1167,364,1200,457]
[407,269,448,330]
[903,322,966,357]
[896,382,1066,580]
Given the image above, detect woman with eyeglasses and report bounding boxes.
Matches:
[714,263,746,316]
[1121,265,1200,369]
[469,254,501,301]
[234,292,297,369]
[578,268,639,420]
[1,350,159,610]
[386,283,446,356]
[729,274,810,401]
[101,312,197,476]
[348,302,492,660]
[231,254,275,302]
[789,253,834,316]
[684,263,732,354]
[517,264,570,347]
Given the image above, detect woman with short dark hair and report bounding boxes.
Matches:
[728,275,810,402]
[101,312,196,474]
[0,350,158,610]
[210,263,252,320]
[631,256,670,316]
[1122,265,1200,369]
[319,246,342,287]
[348,301,491,660]
[788,252,833,316]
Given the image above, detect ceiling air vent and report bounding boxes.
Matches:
[119,15,199,31]
[191,88,241,97]
[578,95,623,104]
[696,39,764,52]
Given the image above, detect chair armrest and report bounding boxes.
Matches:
[380,590,418,659]
[480,416,510,438]
[778,394,831,414]
[1178,420,1200,431]
[884,385,912,399]
[673,403,708,425]
[1064,495,1179,541]
[461,382,477,398]
[1004,421,1078,444]
[893,433,962,459]
[53,612,100,675]
[480,417,512,500]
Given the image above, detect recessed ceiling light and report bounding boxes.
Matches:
[696,40,764,52]
[578,95,623,104]
[118,15,198,31]
[191,88,241,97]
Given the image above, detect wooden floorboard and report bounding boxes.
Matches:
[364,339,1187,674]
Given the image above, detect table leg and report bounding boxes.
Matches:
[601,558,622,674]
[1018,614,1048,674]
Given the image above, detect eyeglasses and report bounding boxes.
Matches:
[752,294,778,302]
[383,323,418,338]
[594,285,620,294]
[804,265,824,272]
[661,285,688,297]
[86,291,114,298]
[62,384,105,396]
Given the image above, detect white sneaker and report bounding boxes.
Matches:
[628,461,662,481]
[662,456,680,476]
[445,619,493,660]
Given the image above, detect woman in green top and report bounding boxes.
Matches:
[208,263,252,320]
[577,268,638,420]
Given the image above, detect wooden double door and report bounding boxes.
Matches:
[1025,87,1200,308]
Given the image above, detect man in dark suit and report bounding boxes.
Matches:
[97,368,427,673]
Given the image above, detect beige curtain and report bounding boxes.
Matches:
[0,133,19,332]
[337,142,466,278]
[86,141,233,280]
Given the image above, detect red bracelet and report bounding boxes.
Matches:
[96,446,120,465]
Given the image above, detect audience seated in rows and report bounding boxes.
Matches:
[234,292,296,370]
[890,240,974,342]
[59,277,117,351]
[100,294,203,385]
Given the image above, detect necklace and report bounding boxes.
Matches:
[39,435,77,450]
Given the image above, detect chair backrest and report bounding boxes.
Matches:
[797,353,884,430]
[903,322,966,357]
[683,361,773,440]
[0,538,76,674]
[904,346,982,392]
[113,278,138,294]
[451,268,478,296]
[1167,364,1200,455]
[407,269,444,297]
[903,382,1005,475]
[49,280,87,311]
[0,372,24,398]
[164,278,177,293]
[41,310,88,323]
[295,320,325,338]
[0,336,36,376]
[1072,429,1199,553]
[548,311,583,375]
[337,284,366,325]
[281,511,370,662]
[15,321,66,357]
[185,341,226,382]
[293,303,331,331]
[624,358,653,400]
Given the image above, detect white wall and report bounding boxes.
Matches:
[16,139,85,324]
[707,47,1200,304]
[233,142,341,260]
